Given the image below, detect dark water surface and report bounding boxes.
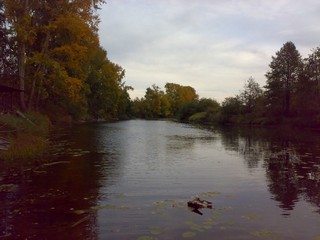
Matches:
[1,120,320,239]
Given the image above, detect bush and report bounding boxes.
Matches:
[188,112,206,123]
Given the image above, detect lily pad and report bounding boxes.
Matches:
[241,214,261,221]
[150,230,162,235]
[250,230,281,239]
[200,191,221,198]
[182,231,197,238]
[136,236,158,240]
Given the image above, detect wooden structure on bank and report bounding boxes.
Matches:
[0,84,24,113]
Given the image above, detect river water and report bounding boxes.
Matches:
[1,120,320,239]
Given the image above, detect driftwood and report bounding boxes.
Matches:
[187,197,213,215]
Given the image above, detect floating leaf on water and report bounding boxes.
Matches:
[203,218,216,226]
[225,221,235,225]
[150,230,162,235]
[202,225,212,230]
[250,230,281,239]
[136,236,158,240]
[182,231,196,238]
[33,170,47,174]
[224,195,234,198]
[152,201,165,207]
[149,226,161,230]
[114,193,126,199]
[223,206,234,210]
[74,210,86,215]
[189,224,204,232]
[200,191,221,197]
[241,214,261,221]
[0,184,18,192]
[120,205,130,210]
[91,204,116,210]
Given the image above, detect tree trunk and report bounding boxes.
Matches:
[18,0,29,112]
[18,42,27,111]
[28,31,50,111]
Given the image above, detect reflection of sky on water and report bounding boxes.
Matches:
[1,121,320,239]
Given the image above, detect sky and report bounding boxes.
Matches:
[98,0,320,102]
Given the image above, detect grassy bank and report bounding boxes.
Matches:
[0,112,51,160]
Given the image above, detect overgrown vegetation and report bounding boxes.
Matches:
[0,112,51,160]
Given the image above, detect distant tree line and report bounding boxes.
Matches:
[0,0,132,121]
[134,42,320,127]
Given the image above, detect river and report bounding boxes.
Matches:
[1,120,320,239]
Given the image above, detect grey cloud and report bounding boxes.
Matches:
[98,0,320,101]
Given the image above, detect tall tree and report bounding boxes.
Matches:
[305,47,320,90]
[3,0,129,120]
[239,77,263,114]
[294,47,320,116]
[0,0,17,81]
[265,42,303,116]
[4,0,35,110]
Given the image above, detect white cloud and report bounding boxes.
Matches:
[98,0,320,102]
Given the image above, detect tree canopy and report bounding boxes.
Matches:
[1,0,131,121]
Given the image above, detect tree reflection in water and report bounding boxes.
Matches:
[0,124,122,239]
[217,126,320,215]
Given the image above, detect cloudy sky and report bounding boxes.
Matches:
[98,0,320,102]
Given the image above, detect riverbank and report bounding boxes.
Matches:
[187,111,320,129]
[0,112,51,160]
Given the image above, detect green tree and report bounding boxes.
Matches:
[220,96,242,123]
[239,77,263,114]
[144,84,166,118]
[131,97,147,118]
[198,98,220,113]
[265,42,303,116]
[294,47,320,116]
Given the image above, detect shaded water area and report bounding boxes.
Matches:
[1,120,320,239]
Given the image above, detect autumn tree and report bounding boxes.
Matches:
[265,42,303,116]
[165,83,198,116]
[2,0,130,120]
